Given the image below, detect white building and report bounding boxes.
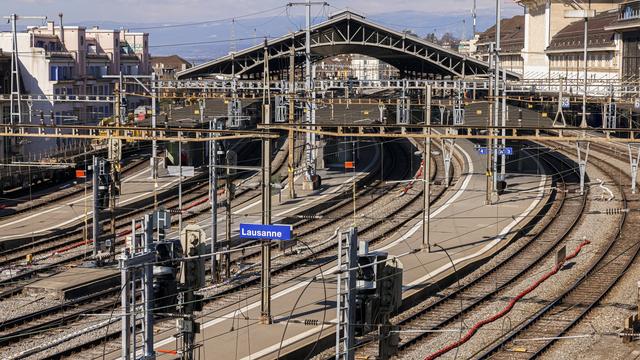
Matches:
[0,21,149,159]
[350,54,398,80]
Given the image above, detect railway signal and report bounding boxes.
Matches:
[177,224,206,360]
[92,156,110,259]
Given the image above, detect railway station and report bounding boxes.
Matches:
[1,1,640,360]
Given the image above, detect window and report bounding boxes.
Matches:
[50,65,72,81]
[88,65,106,78]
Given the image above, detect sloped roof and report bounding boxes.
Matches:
[548,10,618,51]
[477,15,525,54]
[151,55,192,68]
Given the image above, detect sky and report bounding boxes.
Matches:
[0,0,521,25]
[0,0,523,61]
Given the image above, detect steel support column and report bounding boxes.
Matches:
[260,40,273,324]
[335,227,357,360]
[288,45,296,199]
[628,144,640,194]
[577,141,590,195]
[422,84,432,252]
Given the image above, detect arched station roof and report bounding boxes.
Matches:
[177,10,520,80]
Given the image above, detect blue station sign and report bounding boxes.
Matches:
[476,147,513,156]
[239,223,292,241]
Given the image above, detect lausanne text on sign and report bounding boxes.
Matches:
[239,223,292,241]
[477,147,513,156]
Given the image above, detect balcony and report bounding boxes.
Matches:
[86,53,110,61]
[45,50,73,60]
[619,1,640,20]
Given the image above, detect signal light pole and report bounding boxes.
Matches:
[422,84,432,252]
[92,156,100,257]
[261,39,273,324]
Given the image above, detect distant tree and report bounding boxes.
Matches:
[439,32,460,49]
[424,32,438,43]
[403,29,418,37]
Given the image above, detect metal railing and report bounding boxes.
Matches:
[619,1,640,20]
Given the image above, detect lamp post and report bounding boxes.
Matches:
[565,6,595,128]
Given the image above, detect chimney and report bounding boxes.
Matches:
[58,13,65,47]
[47,20,55,34]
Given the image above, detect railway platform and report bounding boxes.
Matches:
[24,267,119,300]
[138,137,552,360]
[0,165,179,249]
[11,140,381,309]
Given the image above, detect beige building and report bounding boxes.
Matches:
[151,55,192,80]
[471,0,640,81]
[520,0,622,75]
[606,0,640,79]
[546,9,620,80]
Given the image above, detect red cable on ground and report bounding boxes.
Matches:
[402,159,424,194]
[51,239,92,255]
[424,239,591,360]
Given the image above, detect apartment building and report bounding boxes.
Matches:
[0,21,149,158]
[151,55,192,80]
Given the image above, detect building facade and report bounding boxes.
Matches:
[545,10,620,80]
[471,0,640,82]
[0,51,13,161]
[0,21,149,158]
[151,55,192,80]
[476,15,526,74]
[606,0,640,78]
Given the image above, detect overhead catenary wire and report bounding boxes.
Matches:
[124,5,288,31]
[1,117,636,358]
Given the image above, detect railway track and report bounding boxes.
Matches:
[0,136,390,356]
[23,138,450,360]
[349,147,582,359]
[0,145,149,219]
[0,139,265,271]
[0,139,275,309]
[470,142,640,359]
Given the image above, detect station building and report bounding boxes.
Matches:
[473,0,640,80]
